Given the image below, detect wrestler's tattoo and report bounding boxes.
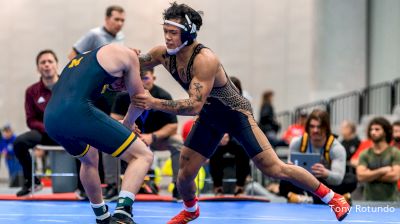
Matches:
[158,82,204,115]
[177,99,194,114]
[192,82,203,102]
[160,98,195,115]
[139,54,152,64]
[161,100,178,108]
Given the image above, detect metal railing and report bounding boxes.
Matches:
[361,82,393,116]
[294,100,329,117]
[328,91,361,133]
[393,78,400,110]
[277,78,400,133]
[276,111,292,136]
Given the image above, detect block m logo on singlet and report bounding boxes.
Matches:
[68,57,83,68]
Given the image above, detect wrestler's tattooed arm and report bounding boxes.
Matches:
[138,53,152,64]
[159,81,204,115]
[137,46,165,69]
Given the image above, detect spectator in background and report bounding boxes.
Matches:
[182,119,195,142]
[356,117,400,201]
[281,110,308,145]
[209,77,250,196]
[67,5,125,60]
[280,109,356,204]
[391,120,400,149]
[350,138,373,168]
[392,120,400,191]
[0,125,22,187]
[259,90,280,145]
[340,120,360,174]
[111,68,182,200]
[13,50,60,196]
[68,5,126,200]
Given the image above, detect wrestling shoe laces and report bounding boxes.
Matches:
[328,193,350,221]
[167,206,200,224]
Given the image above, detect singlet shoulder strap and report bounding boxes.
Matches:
[187,44,206,67]
[324,134,335,164]
[300,133,308,153]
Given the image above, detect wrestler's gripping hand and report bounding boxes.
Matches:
[132,90,155,110]
[119,120,142,134]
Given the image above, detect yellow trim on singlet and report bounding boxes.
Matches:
[75,144,90,158]
[112,132,137,157]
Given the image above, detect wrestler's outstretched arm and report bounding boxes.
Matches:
[122,49,145,129]
[133,50,218,116]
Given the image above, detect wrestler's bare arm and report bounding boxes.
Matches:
[122,49,145,129]
[152,51,218,116]
[138,46,165,69]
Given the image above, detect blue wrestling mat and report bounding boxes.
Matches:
[0,201,398,224]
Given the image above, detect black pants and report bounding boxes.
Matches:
[279,172,358,204]
[13,130,58,185]
[209,139,250,187]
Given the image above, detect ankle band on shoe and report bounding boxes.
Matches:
[91,203,110,220]
[184,197,198,208]
[184,197,198,212]
[321,190,334,204]
[114,209,132,218]
[314,183,328,196]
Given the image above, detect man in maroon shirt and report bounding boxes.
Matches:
[13,49,60,196]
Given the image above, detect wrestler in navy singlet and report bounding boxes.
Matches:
[44,47,137,157]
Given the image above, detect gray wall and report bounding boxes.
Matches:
[314,0,367,99]
[370,0,400,85]
[0,0,371,134]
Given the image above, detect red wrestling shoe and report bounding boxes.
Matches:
[328,193,350,221]
[167,206,200,224]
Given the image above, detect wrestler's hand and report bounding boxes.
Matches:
[130,48,141,55]
[132,90,155,110]
[133,123,141,134]
[311,163,329,178]
[120,119,136,132]
[140,133,153,146]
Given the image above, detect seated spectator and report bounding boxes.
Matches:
[356,117,400,201]
[391,120,400,149]
[350,139,373,168]
[279,109,357,204]
[182,119,195,141]
[340,120,360,174]
[281,110,308,145]
[13,50,60,196]
[259,90,283,147]
[0,125,23,187]
[209,133,250,196]
[391,120,400,190]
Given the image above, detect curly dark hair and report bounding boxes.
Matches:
[163,2,202,31]
[367,117,392,143]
